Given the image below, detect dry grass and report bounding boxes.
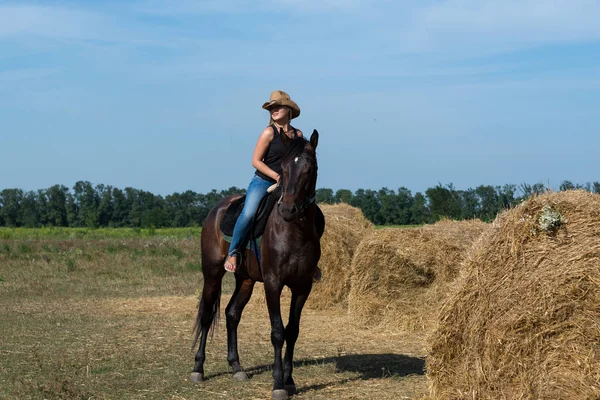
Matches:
[0,234,428,399]
[307,203,373,310]
[427,190,600,400]
[348,220,489,333]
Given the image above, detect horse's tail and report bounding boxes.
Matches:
[192,282,221,349]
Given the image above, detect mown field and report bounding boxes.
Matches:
[0,228,428,400]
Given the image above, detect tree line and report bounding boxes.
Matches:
[1,180,599,228]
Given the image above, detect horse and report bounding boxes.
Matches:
[191,130,321,400]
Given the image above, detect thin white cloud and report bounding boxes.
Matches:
[133,0,267,15]
[135,0,371,15]
[268,0,371,13]
[0,67,60,84]
[398,0,600,52]
[0,4,167,47]
[0,5,102,39]
[4,1,600,53]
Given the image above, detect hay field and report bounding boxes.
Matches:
[0,233,428,400]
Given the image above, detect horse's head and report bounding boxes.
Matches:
[277,130,319,222]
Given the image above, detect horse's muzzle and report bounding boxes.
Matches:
[278,201,298,222]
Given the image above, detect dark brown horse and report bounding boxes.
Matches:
[191,131,321,400]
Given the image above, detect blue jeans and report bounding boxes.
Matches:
[228,174,273,256]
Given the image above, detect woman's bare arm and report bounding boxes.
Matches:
[252,127,279,181]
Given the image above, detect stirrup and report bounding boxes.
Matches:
[313,266,322,282]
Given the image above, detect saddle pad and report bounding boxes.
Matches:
[220,187,325,244]
[220,186,282,239]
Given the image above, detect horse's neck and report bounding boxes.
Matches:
[270,204,316,236]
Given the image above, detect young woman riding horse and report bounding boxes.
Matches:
[223,90,321,280]
[190,91,323,400]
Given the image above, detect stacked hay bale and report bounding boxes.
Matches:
[427,191,600,400]
[422,219,491,282]
[347,219,489,332]
[307,203,374,309]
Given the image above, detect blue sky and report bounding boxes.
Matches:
[1,0,599,196]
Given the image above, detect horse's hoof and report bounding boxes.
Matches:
[285,384,297,395]
[232,371,249,381]
[272,389,289,400]
[189,372,204,383]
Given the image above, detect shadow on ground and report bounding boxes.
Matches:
[205,353,425,381]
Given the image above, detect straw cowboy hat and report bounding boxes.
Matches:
[262,90,300,119]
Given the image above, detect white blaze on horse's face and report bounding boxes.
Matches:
[294,157,299,164]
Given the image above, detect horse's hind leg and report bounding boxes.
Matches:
[283,283,312,395]
[191,268,224,383]
[225,274,255,381]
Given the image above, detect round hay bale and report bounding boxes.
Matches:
[307,203,373,309]
[421,219,490,283]
[348,220,488,332]
[427,190,600,400]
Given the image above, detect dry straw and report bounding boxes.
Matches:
[427,190,600,400]
[348,219,489,332]
[307,203,373,309]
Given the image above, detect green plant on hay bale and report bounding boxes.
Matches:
[348,219,489,332]
[427,190,600,400]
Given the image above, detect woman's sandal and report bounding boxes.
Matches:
[224,255,237,273]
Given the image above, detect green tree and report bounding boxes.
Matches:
[460,188,479,220]
[315,188,334,204]
[559,180,575,191]
[426,183,462,221]
[97,184,113,227]
[46,184,68,226]
[351,189,379,222]
[395,187,414,225]
[475,185,498,222]
[0,189,24,227]
[409,192,428,224]
[73,181,99,228]
[220,186,245,197]
[577,182,592,192]
[497,184,518,209]
[377,187,398,225]
[66,192,78,227]
[518,182,547,200]
[110,188,129,227]
[334,189,353,204]
[21,191,41,227]
[140,192,168,228]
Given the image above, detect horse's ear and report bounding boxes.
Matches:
[309,129,319,150]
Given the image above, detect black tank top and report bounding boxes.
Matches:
[255,125,298,183]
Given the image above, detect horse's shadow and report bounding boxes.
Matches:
[205,353,425,392]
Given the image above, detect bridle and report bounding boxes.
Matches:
[277,153,317,215]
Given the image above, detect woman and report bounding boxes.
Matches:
[224,90,303,273]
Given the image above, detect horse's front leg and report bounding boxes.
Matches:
[225,275,255,381]
[283,282,312,395]
[264,282,288,400]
